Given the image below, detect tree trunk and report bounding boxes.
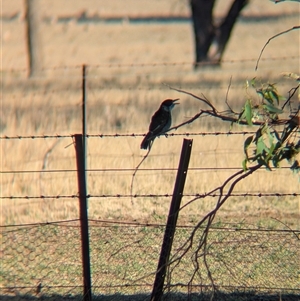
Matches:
[190,0,249,68]
[190,0,216,67]
[213,0,249,61]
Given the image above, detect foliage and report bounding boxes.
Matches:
[241,78,300,173]
[167,76,299,299]
[169,76,299,175]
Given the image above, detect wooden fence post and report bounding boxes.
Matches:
[151,138,193,301]
[24,0,43,77]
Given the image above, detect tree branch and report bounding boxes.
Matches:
[255,26,300,71]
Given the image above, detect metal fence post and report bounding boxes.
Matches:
[74,134,92,301]
[82,65,87,172]
[151,138,193,301]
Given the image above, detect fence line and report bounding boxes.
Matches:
[2,61,299,299]
[2,218,299,299]
[1,217,299,233]
[0,130,283,140]
[1,166,296,175]
[1,192,299,200]
[5,81,295,99]
[2,55,299,73]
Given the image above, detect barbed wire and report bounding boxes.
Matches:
[1,192,298,200]
[0,134,72,140]
[0,219,80,229]
[0,131,264,140]
[5,81,295,105]
[2,55,299,73]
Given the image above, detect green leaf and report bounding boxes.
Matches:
[242,159,248,171]
[266,127,274,147]
[250,77,257,87]
[263,91,275,105]
[256,137,267,155]
[245,99,253,125]
[253,125,265,143]
[263,103,283,114]
[269,90,279,105]
[244,135,253,158]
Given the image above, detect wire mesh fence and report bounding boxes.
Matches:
[2,5,300,298]
[1,220,299,300]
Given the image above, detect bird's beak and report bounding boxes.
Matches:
[172,98,180,105]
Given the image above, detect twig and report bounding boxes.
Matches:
[225,76,236,114]
[255,26,300,71]
[130,148,151,205]
[40,140,60,195]
[282,84,300,110]
[166,84,217,113]
[271,217,300,241]
[167,164,262,293]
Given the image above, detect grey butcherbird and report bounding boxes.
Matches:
[140,98,179,150]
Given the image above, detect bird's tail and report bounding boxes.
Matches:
[140,132,154,150]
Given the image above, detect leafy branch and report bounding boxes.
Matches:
[167,78,299,174]
[161,77,299,295]
[162,1,300,296]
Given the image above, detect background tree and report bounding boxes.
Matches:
[190,0,249,68]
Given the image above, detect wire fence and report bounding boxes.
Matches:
[1,126,299,300]
[1,219,299,300]
[2,48,300,300]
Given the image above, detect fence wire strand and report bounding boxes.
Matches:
[0,131,262,140]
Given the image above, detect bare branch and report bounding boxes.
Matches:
[167,164,262,291]
[282,84,300,110]
[225,76,236,114]
[131,148,151,205]
[255,26,300,71]
[165,84,217,113]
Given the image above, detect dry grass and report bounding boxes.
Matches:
[1,2,299,226]
[1,2,300,299]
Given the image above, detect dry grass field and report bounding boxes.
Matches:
[1,0,299,227]
[1,1,300,299]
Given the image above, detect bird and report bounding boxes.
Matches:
[140,98,179,150]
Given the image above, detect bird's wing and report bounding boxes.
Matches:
[148,110,169,136]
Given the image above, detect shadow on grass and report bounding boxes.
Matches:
[1,291,300,301]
